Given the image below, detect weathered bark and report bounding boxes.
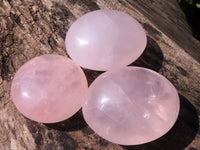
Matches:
[0,0,199,150]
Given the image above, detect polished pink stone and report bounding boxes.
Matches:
[65,10,147,71]
[11,54,88,123]
[82,67,180,145]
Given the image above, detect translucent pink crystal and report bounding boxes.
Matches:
[65,10,147,71]
[82,67,180,145]
[11,54,88,123]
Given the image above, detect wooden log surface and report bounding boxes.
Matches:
[0,0,200,149]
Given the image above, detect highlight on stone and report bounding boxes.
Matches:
[65,10,147,71]
[11,54,88,123]
[82,67,180,145]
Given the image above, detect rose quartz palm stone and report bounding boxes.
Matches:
[82,67,180,145]
[65,10,147,71]
[11,54,88,123]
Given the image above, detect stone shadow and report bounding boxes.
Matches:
[122,94,199,150]
[44,109,87,132]
[130,36,164,72]
[83,69,103,86]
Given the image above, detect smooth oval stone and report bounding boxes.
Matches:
[82,67,179,145]
[65,10,147,71]
[11,54,88,123]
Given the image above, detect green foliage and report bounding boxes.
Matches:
[178,0,200,11]
[178,0,198,5]
[178,0,200,40]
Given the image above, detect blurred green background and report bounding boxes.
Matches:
[178,0,200,41]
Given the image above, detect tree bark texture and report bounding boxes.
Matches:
[0,0,200,150]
